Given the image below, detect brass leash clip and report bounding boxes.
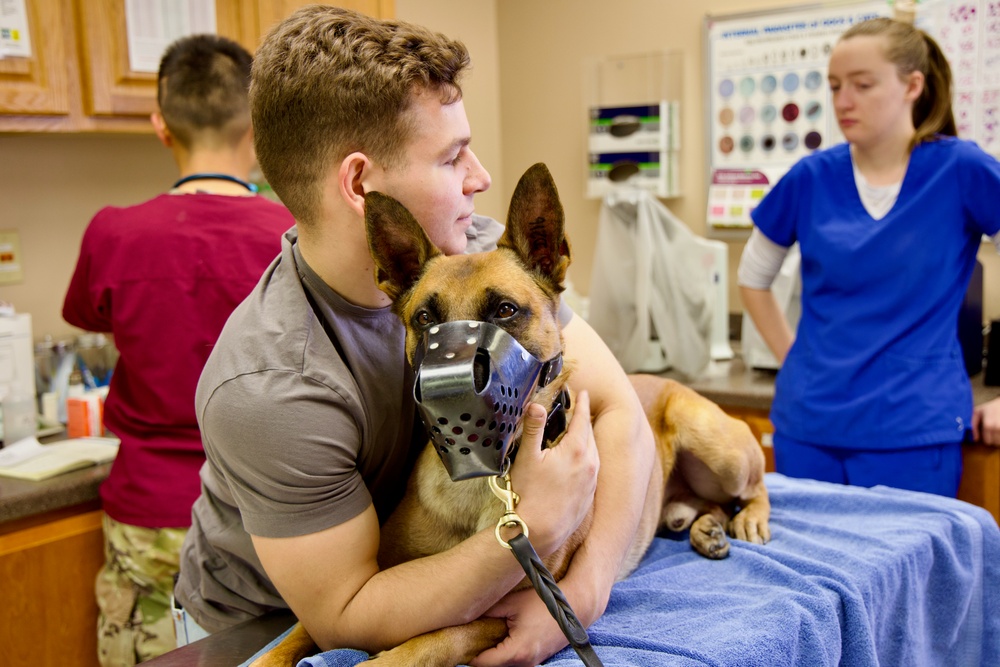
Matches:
[488,472,529,549]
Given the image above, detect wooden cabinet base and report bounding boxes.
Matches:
[957,444,1000,523]
[0,503,104,667]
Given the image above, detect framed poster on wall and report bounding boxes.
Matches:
[703,0,893,230]
[916,0,1000,158]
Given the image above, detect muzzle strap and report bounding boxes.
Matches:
[542,389,571,447]
[538,354,563,389]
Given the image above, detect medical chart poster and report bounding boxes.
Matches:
[705,1,892,171]
[917,0,1000,157]
[704,0,1000,230]
[704,0,892,227]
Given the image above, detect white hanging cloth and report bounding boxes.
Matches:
[587,189,713,378]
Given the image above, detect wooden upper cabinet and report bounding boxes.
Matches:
[0,0,72,118]
[250,0,396,47]
[76,0,247,118]
[0,0,394,133]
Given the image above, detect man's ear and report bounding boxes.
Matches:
[365,191,441,301]
[498,162,571,290]
[338,152,372,218]
[150,112,172,148]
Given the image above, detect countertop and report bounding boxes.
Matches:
[1,354,997,527]
[0,427,110,525]
[676,352,999,410]
[665,355,781,411]
[0,460,110,524]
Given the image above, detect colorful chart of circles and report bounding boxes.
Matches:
[713,66,835,167]
[705,1,894,228]
[703,2,895,171]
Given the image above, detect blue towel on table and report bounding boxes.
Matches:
[261,474,1000,667]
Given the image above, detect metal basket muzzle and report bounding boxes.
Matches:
[412,320,545,481]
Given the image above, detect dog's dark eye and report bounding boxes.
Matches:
[415,310,435,327]
[496,303,518,319]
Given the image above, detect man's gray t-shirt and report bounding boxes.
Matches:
[175,217,508,631]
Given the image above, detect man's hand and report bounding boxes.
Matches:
[468,392,601,667]
[474,313,656,666]
[972,397,1000,446]
[470,587,573,667]
[508,391,600,557]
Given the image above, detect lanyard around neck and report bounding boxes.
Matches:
[172,173,258,193]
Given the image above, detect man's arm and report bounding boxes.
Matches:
[253,508,522,652]
[251,398,600,654]
[474,314,656,667]
[556,315,656,615]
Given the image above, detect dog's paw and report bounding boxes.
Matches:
[690,514,730,559]
[728,508,771,545]
[662,501,698,533]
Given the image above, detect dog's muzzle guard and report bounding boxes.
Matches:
[413,320,562,481]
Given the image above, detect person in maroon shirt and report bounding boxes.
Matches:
[61,34,293,666]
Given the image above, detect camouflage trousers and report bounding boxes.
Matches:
[95,514,188,666]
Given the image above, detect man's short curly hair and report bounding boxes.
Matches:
[251,5,471,227]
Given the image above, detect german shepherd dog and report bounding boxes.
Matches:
[252,163,770,667]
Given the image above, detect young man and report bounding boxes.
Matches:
[62,34,293,666]
[174,7,655,666]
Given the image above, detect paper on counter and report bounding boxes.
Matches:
[0,436,46,467]
[0,436,119,481]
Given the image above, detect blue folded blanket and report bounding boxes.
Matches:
[243,474,1000,667]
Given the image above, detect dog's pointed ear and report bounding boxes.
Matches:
[365,191,441,301]
[498,163,571,290]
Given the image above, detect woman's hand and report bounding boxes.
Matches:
[972,397,1000,446]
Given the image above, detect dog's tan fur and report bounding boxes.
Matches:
[251,163,770,667]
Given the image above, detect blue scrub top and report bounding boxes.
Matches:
[751,137,1000,449]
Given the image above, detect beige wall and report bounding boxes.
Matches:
[396,0,506,222]
[493,0,807,300]
[2,0,998,346]
[0,134,175,339]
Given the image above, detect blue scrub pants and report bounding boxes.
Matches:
[773,434,964,498]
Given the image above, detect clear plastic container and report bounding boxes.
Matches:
[2,382,37,446]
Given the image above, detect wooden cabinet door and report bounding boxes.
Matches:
[957,444,1000,523]
[75,0,248,118]
[0,0,72,116]
[0,0,395,129]
[251,0,395,48]
[0,507,104,667]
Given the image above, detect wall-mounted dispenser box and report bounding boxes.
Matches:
[588,101,680,153]
[586,149,680,199]
[584,51,682,199]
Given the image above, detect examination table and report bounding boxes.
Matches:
[225,473,1000,667]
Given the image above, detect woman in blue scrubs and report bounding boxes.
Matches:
[738,17,1000,497]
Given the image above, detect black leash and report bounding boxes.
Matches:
[508,533,604,667]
